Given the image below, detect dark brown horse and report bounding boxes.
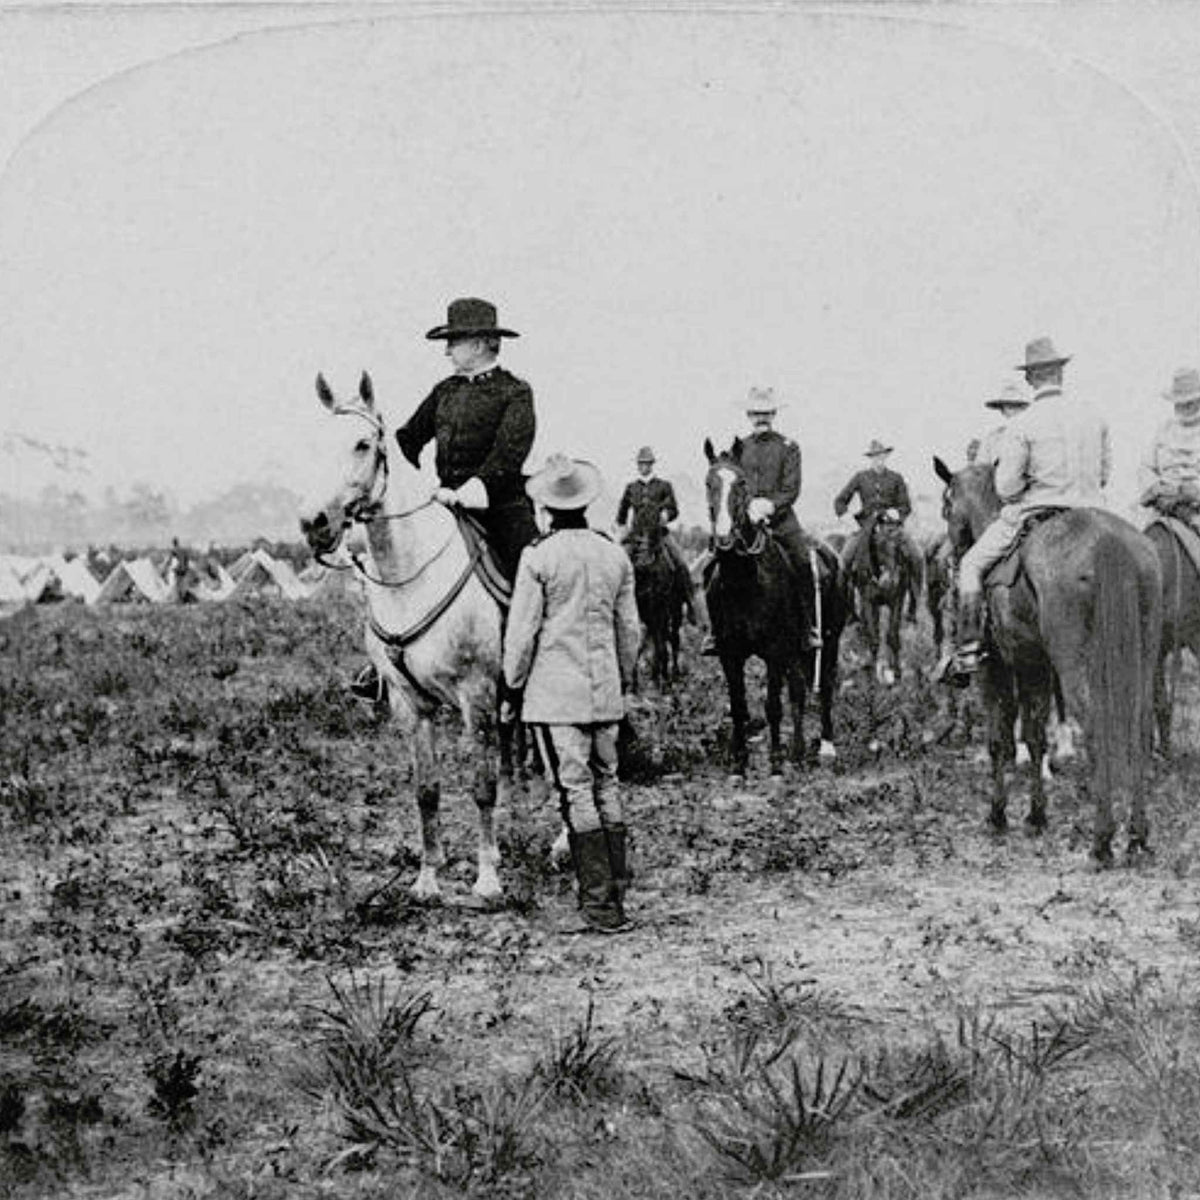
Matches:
[934,457,1161,863]
[628,524,685,689]
[1143,519,1200,755]
[924,532,956,655]
[848,512,919,685]
[704,438,846,779]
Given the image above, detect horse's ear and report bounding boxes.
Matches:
[316,374,336,411]
[359,372,375,408]
[704,437,715,464]
[731,437,744,463]
[933,455,954,486]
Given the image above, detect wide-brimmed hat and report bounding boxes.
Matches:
[743,386,780,414]
[865,439,893,457]
[985,382,1031,411]
[1164,367,1200,404]
[526,454,602,510]
[1016,336,1070,372]
[425,297,519,341]
[635,445,656,463]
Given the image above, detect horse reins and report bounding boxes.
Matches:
[317,404,488,709]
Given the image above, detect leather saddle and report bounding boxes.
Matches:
[455,510,513,610]
[982,508,1064,591]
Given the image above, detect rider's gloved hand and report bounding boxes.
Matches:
[433,486,458,506]
[747,498,774,524]
[884,507,901,522]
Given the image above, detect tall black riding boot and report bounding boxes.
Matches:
[568,829,626,933]
[604,823,632,913]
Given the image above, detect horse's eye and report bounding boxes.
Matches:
[354,439,372,455]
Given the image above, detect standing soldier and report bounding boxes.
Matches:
[1139,366,1200,526]
[504,455,641,934]
[616,445,699,624]
[834,439,922,592]
[351,297,538,702]
[702,387,820,654]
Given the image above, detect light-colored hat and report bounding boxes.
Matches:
[865,439,893,457]
[985,382,1030,411]
[526,453,602,510]
[1164,367,1200,404]
[1016,336,1071,373]
[744,386,780,414]
[635,445,656,463]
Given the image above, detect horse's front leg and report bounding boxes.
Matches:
[886,602,903,684]
[816,639,838,760]
[467,700,503,902]
[721,655,750,780]
[410,714,443,901]
[785,659,807,767]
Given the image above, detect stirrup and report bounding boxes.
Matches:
[934,643,984,688]
[700,633,719,657]
[349,665,387,705]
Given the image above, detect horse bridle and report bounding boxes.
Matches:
[315,406,452,587]
[709,464,769,557]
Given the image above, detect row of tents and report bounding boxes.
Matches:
[0,550,355,608]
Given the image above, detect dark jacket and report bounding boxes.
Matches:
[740,431,802,535]
[617,477,678,538]
[833,467,911,523]
[394,366,535,506]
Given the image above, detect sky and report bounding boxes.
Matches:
[2,0,1200,532]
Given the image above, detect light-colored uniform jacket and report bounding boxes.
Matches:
[503,527,640,725]
[994,385,1110,521]
[978,422,1012,467]
[1138,414,1200,505]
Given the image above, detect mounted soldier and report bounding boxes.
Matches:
[351,297,538,703]
[701,386,820,655]
[978,382,1031,467]
[938,335,1111,684]
[833,439,922,607]
[1139,366,1200,526]
[616,445,698,625]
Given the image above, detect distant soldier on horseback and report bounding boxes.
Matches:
[616,445,699,625]
[977,382,1030,467]
[701,387,820,655]
[833,438,922,598]
[351,297,538,702]
[938,336,1111,685]
[1139,366,1200,526]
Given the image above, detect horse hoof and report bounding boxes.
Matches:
[818,740,837,761]
[988,816,1009,837]
[1023,816,1046,837]
[1125,840,1155,866]
[867,738,882,755]
[410,880,443,904]
[728,774,746,787]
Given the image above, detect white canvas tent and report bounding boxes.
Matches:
[195,562,237,602]
[20,562,64,603]
[95,558,169,604]
[227,549,308,601]
[0,560,26,604]
[299,562,358,600]
[55,558,102,604]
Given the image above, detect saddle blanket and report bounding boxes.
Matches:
[456,511,513,610]
[1147,515,1200,583]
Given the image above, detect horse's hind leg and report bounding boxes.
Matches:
[785,660,807,768]
[1019,672,1053,832]
[817,638,838,760]
[982,662,1017,833]
[765,662,785,777]
[411,715,444,901]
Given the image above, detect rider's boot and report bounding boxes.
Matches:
[935,592,986,688]
[350,663,389,708]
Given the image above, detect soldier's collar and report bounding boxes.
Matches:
[1033,385,1062,401]
[464,364,501,383]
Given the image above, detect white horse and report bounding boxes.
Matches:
[299,372,515,904]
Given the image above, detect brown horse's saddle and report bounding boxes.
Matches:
[983,508,1064,590]
[456,510,513,610]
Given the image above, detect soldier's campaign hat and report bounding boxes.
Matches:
[985,382,1031,411]
[865,439,893,457]
[1016,336,1070,372]
[1163,367,1200,404]
[636,446,656,463]
[426,297,519,341]
[526,454,602,510]
[743,386,780,414]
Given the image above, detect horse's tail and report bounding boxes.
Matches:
[1090,534,1154,801]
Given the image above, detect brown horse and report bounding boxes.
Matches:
[848,512,918,685]
[1143,519,1200,755]
[934,457,1161,863]
[628,525,685,690]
